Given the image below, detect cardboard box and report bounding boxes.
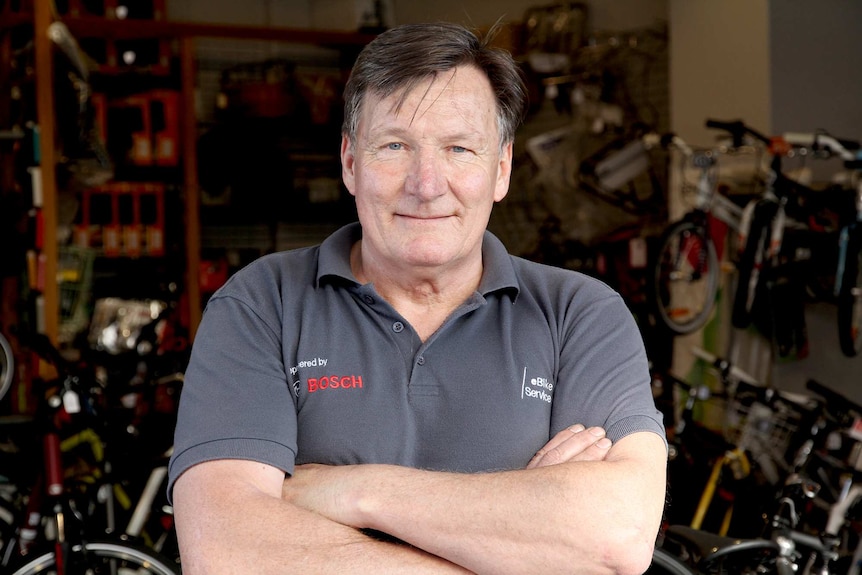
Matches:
[148,89,180,166]
[74,182,165,257]
[108,95,152,165]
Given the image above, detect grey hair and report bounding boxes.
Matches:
[342,22,528,147]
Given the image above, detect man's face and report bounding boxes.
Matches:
[341,65,513,274]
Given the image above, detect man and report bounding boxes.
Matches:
[169,22,667,574]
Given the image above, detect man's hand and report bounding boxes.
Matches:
[526,424,612,469]
[282,463,365,528]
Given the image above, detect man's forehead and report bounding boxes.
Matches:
[358,69,497,131]
[367,66,492,107]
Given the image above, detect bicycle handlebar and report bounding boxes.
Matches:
[782,131,862,169]
[705,118,771,147]
[652,119,769,159]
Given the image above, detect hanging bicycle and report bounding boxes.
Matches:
[781,130,862,357]
[649,119,765,334]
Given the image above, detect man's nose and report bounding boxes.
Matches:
[405,149,445,198]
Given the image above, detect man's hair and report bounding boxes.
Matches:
[342,22,528,147]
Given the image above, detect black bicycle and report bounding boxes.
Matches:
[781,130,862,357]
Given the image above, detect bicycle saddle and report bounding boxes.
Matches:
[664,524,780,568]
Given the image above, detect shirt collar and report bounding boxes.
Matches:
[317,222,520,300]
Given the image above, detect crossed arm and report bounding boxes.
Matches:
[173,426,666,575]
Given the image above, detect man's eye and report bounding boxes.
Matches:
[452,146,467,153]
[386,142,403,151]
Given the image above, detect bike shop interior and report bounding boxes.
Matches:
[1,0,862,572]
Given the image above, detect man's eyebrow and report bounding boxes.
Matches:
[365,127,487,145]
[366,126,410,141]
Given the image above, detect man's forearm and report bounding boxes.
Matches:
[283,432,666,575]
[173,461,472,574]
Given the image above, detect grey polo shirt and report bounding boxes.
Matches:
[168,223,665,496]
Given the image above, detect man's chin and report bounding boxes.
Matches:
[400,244,460,268]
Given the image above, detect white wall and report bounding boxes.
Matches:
[669,0,771,144]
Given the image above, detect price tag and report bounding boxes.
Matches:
[629,237,648,269]
[63,390,81,414]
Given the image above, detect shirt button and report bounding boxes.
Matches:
[416,356,425,365]
[392,321,404,333]
[363,295,375,305]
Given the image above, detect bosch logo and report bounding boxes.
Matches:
[307,375,364,393]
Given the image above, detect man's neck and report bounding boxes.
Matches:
[350,241,483,341]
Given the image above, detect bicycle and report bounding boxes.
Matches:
[659,504,840,575]
[725,123,841,359]
[660,344,825,538]
[0,332,180,574]
[780,130,862,357]
[790,378,862,573]
[649,120,763,335]
[651,467,842,574]
[656,367,862,574]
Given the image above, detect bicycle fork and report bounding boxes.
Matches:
[691,447,750,535]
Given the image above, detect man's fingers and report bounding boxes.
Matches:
[526,425,611,469]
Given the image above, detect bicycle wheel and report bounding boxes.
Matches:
[9,540,181,575]
[651,219,719,334]
[0,331,13,404]
[645,548,697,574]
[838,224,862,357]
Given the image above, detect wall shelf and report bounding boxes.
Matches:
[1,6,375,342]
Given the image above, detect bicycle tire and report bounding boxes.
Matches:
[731,199,780,329]
[9,540,181,575]
[651,219,720,334]
[0,331,13,404]
[838,224,862,357]
[645,547,697,574]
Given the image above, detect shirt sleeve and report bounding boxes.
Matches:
[551,284,667,445]
[167,292,298,501]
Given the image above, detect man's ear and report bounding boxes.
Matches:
[341,134,357,197]
[494,141,513,203]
